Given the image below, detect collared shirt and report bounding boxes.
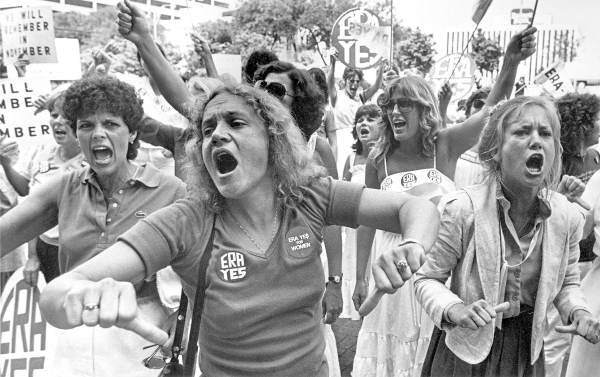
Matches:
[56,163,186,273]
[496,185,552,318]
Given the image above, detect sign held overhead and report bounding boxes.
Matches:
[0,7,57,64]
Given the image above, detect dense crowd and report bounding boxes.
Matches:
[2,1,600,377]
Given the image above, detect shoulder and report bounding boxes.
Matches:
[138,163,185,191]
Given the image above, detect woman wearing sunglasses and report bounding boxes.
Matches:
[352,27,538,377]
[35,80,440,377]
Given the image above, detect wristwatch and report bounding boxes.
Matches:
[328,275,343,284]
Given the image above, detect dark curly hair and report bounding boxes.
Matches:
[244,49,279,84]
[254,61,325,139]
[62,75,143,160]
[465,87,491,117]
[308,67,328,103]
[557,93,600,175]
[342,67,364,82]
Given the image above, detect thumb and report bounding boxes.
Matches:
[493,302,511,313]
[555,323,578,334]
[121,315,169,347]
[122,0,142,16]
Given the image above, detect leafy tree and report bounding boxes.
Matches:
[552,32,580,62]
[298,0,357,49]
[394,25,436,75]
[470,29,502,73]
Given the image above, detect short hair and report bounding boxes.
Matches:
[370,76,441,162]
[185,84,325,212]
[342,67,363,82]
[465,87,491,117]
[352,104,382,155]
[478,96,562,190]
[254,61,325,139]
[62,75,143,160]
[556,93,600,175]
[308,67,328,103]
[243,49,278,84]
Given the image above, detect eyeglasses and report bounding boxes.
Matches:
[381,99,418,113]
[472,99,485,110]
[255,80,291,100]
[142,345,166,369]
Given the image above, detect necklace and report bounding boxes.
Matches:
[229,201,280,253]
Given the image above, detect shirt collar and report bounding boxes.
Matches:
[79,163,161,188]
[495,182,552,221]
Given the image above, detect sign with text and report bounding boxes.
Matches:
[0,6,57,64]
[330,8,391,70]
[0,78,53,156]
[534,60,574,98]
[428,53,476,105]
[0,268,57,376]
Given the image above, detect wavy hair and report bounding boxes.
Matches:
[478,96,562,191]
[184,84,325,212]
[556,93,600,176]
[352,104,382,155]
[370,76,441,162]
[254,61,325,139]
[62,75,142,160]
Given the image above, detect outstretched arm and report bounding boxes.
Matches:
[360,61,384,103]
[117,0,194,117]
[442,26,538,159]
[327,49,339,107]
[191,33,219,79]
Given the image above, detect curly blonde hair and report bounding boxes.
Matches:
[184,84,325,212]
[370,76,441,162]
[478,96,562,191]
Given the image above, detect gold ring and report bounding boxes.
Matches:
[83,304,100,311]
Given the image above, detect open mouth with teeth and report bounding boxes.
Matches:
[392,119,407,129]
[359,128,370,137]
[92,146,113,164]
[215,151,238,175]
[54,129,67,137]
[525,153,544,175]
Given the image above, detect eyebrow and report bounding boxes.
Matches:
[202,110,247,127]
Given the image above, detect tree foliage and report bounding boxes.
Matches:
[298,0,357,49]
[470,29,502,73]
[393,25,436,75]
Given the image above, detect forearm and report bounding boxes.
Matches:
[398,197,440,250]
[1,161,29,196]
[486,57,520,105]
[327,61,337,106]
[323,225,342,276]
[136,38,193,117]
[201,53,219,78]
[356,225,375,281]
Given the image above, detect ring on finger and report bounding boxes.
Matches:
[83,304,100,311]
[395,260,408,272]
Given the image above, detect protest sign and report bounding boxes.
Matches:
[0,7,57,64]
[0,268,57,376]
[331,8,391,70]
[534,60,574,98]
[27,39,82,81]
[428,53,476,104]
[0,78,53,157]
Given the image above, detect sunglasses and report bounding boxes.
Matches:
[256,80,291,100]
[381,99,419,113]
[472,99,485,109]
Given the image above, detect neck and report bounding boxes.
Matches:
[97,162,136,195]
[225,180,278,229]
[394,134,422,156]
[501,182,538,218]
[60,142,80,160]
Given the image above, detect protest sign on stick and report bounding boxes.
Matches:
[330,8,391,70]
[429,54,476,105]
[0,6,57,64]
[0,77,53,158]
[0,267,58,377]
[534,60,574,98]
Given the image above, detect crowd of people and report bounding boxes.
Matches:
[2,1,600,376]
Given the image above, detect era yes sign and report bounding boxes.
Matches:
[331,8,391,70]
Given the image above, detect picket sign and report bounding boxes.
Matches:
[0,267,58,377]
[428,53,476,105]
[533,60,574,98]
[0,6,57,64]
[330,8,391,70]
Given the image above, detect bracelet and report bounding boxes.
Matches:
[398,238,425,252]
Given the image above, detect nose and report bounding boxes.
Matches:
[210,120,231,145]
[391,104,401,115]
[529,130,542,149]
[91,123,106,140]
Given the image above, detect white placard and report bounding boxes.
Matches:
[0,6,57,64]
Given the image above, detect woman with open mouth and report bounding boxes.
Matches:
[416,96,600,377]
[352,27,538,377]
[0,75,186,377]
[0,90,84,288]
[28,81,440,377]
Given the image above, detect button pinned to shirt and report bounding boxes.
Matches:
[112,203,118,208]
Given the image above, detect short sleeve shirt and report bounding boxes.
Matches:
[119,178,363,377]
[56,163,186,273]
